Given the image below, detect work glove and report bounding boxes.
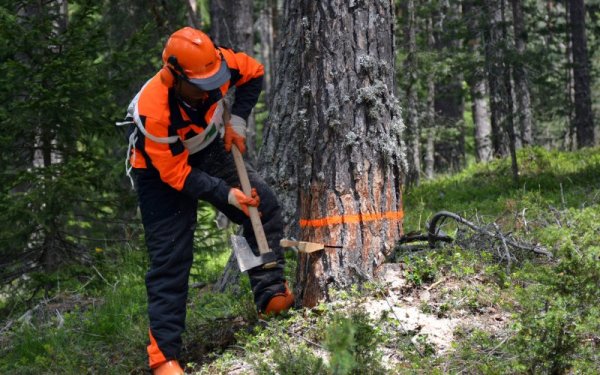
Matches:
[224,114,247,154]
[228,187,260,217]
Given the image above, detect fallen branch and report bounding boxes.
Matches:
[427,210,552,258]
[398,231,453,245]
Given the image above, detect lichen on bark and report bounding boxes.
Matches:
[259,0,405,307]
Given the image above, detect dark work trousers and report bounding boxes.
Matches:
[134,137,286,362]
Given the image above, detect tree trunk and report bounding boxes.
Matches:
[423,13,435,179]
[483,0,511,158]
[256,0,279,106]
[210,0,259,160]
[464,0,493,163]
[471,79,493,162]
[210,1,257,292]
[484,1,507,157]
[433,0,465,172]
[186,0,200,29]
[403,0,420,185]
[424,72,436,179]
[212,252,241,294]
[210,4,262,292]
[565,2,577,150]
[259,0,405,308]
[501,0,519,183]
[210,0,253,51]
[567,0,595,147]
[434,79,465,172]
[20,0,70,278]
[510,0,534,146]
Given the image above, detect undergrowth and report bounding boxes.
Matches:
[400,147,600,373]
[239,304,389,375]
[0,147,598,374]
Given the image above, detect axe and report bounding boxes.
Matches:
[228,146,343,269]
[230,144,278,272]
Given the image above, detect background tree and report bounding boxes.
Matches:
[210,0,258,160]
[464,0,493,162]
[103,0,189,103]
[483,0,519,182]
[0,0,188,291]
[259,0,406,307]
[423,6,438,178]
[567,0,595,147]
[511,0,534,146]
[432,0,466,172]
[0,0,597,313]
[255,0,280,107]
[403,0,421,186]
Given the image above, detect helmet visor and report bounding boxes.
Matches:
[188,59,231,91]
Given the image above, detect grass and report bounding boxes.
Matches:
[0,247,149,374]
[0,204,244,374]
[399,147,600,374]
[0,147,599,374]
[404,147,600,231]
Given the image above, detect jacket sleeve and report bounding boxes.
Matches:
[141,116,230,207]
[220,48,265,120]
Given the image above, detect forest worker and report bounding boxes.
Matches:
[122,27,294,375]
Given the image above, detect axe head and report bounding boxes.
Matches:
[231,235,277,272]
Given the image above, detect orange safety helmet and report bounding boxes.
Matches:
[160,27,230,91]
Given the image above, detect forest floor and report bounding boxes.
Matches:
[0,146,599,374]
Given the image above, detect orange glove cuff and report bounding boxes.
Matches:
[228,188,260,217]
[224,122,246,154]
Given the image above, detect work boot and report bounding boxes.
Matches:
[152,360,184,375]
[260,282,294,318]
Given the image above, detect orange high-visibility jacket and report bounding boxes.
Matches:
[126,47,264,197]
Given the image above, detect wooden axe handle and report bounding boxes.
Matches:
[225,106,273,267]
[231,145,271,256]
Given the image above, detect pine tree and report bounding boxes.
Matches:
[259,0,405,307]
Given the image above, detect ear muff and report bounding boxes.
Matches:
[159,66,175,87]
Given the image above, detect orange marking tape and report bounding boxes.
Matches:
[300,210,404,228]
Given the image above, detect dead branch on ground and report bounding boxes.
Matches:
[396,210,552,264]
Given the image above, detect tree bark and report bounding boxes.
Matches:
[567,0,595,147]
[212,252,241,294]
[483,1,508,157]
[256,0,279,106]
[500,0,519,183]
[403,0,420,185]
[186,0,200,29]
[463,0,493,163]
[210,0,259,160]
[471,78,493,162]
[483,0,514,161]
[510,0,534,146]
[424,72,436,179]
[210,1,257,292]
[433,0,465,172]
[565,1,577,150]
[259,0,405,308]
[423,13,436,179]
[21,0,70,277]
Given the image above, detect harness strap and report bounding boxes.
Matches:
[117,81,226,188]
